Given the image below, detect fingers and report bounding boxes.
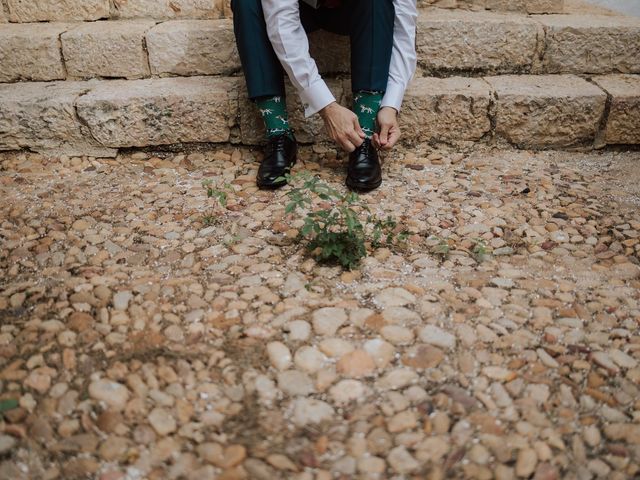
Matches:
[333,131,356,152]
[378,124,390,147]
[382,128,401,150]
[372,133,381,149]
[342,133,360,152]
[340,138,357,152]
[346,129,364,149]
[354,117,366,139]
[323,106,369,152]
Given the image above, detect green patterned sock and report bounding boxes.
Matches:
[353,90,383,138]
[255,95,293,139]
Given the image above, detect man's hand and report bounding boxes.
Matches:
[320,102,365,152]
[373,106,401,151]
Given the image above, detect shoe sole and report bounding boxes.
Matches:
[345,177,382,192]
[257,180,287,190]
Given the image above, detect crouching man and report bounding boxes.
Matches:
[232,0,417,191]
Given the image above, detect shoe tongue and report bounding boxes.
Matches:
[352,146,374,166]
[359,141,373,155]
[268,134,286,150]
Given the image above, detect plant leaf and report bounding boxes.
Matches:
[0,398,19,413]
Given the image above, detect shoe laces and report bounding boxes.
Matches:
[353,139,374,163]
[266,134,289,156]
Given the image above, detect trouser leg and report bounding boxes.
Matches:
[230,0,394,99]
[318,0,395,92]
[349,0,395,92]
[231,0,286,99]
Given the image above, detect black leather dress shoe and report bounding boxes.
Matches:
[257,133,297,189]
[346,138,382,192]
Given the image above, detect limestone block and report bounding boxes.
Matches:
[485,0,563,14]
[486,74,607,148]
[419,0,486,10]
[524,0,564,14]
[539,15,640,74]
[62,21,156,79]
[6,0,109,22]
[0,81,114,156]
[76,77,237,147]
[417,10,539,75]
[147,20,239,76]
[485,0,524,12]
[592,75,640,145]
[419,0,563,12]
[454,0,486,10]
[0,5,8,22]
[111,0,228,20]
[239,80,344,145]
[0,23,68,82]
[401,77,491,143]
[146,20,349,77]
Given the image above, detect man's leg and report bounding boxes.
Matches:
[346,0,394,192]
[349,0,394,138]
[231,0,296,188]
[231,0,294,139]
[320,0,395,191]
[348,0,395,97]
[318,0,394,137]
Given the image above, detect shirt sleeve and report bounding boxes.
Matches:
[381,0,418,112]
[261,0,336,117]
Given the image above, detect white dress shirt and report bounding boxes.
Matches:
[261,0,418,118]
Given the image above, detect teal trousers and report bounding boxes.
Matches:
[231,0,395,100]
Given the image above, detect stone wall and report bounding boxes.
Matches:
[0,0,562,23]
[3,73,639,156]
[0,0,232,22]
[418,0,564,13]
[2,11,639,83]
[1,0,639,155]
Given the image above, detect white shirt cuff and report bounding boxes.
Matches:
[300,79,335,118]
[381,80,406,112]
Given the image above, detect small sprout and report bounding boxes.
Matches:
[429,235,451,259]
[202,180,231,208]
[0,399,18,413]
[223,234,242,246]
[202,214,217,226]
[200,180,232,225]
[471,237,491,262]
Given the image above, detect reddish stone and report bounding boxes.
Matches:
[336,350,376,378]
[402,344,445,369]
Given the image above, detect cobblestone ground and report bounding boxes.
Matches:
[0,144,639,480]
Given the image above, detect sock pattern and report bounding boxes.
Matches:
[255,95,293,138]
[353,90,383,138]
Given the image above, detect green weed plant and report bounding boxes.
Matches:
[281,172,409,270]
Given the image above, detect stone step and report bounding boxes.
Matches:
[0,0,564,23]
[0,0,230,22]
[2,10,639,84]
[420,0,564,14]
[1,74,638,155]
